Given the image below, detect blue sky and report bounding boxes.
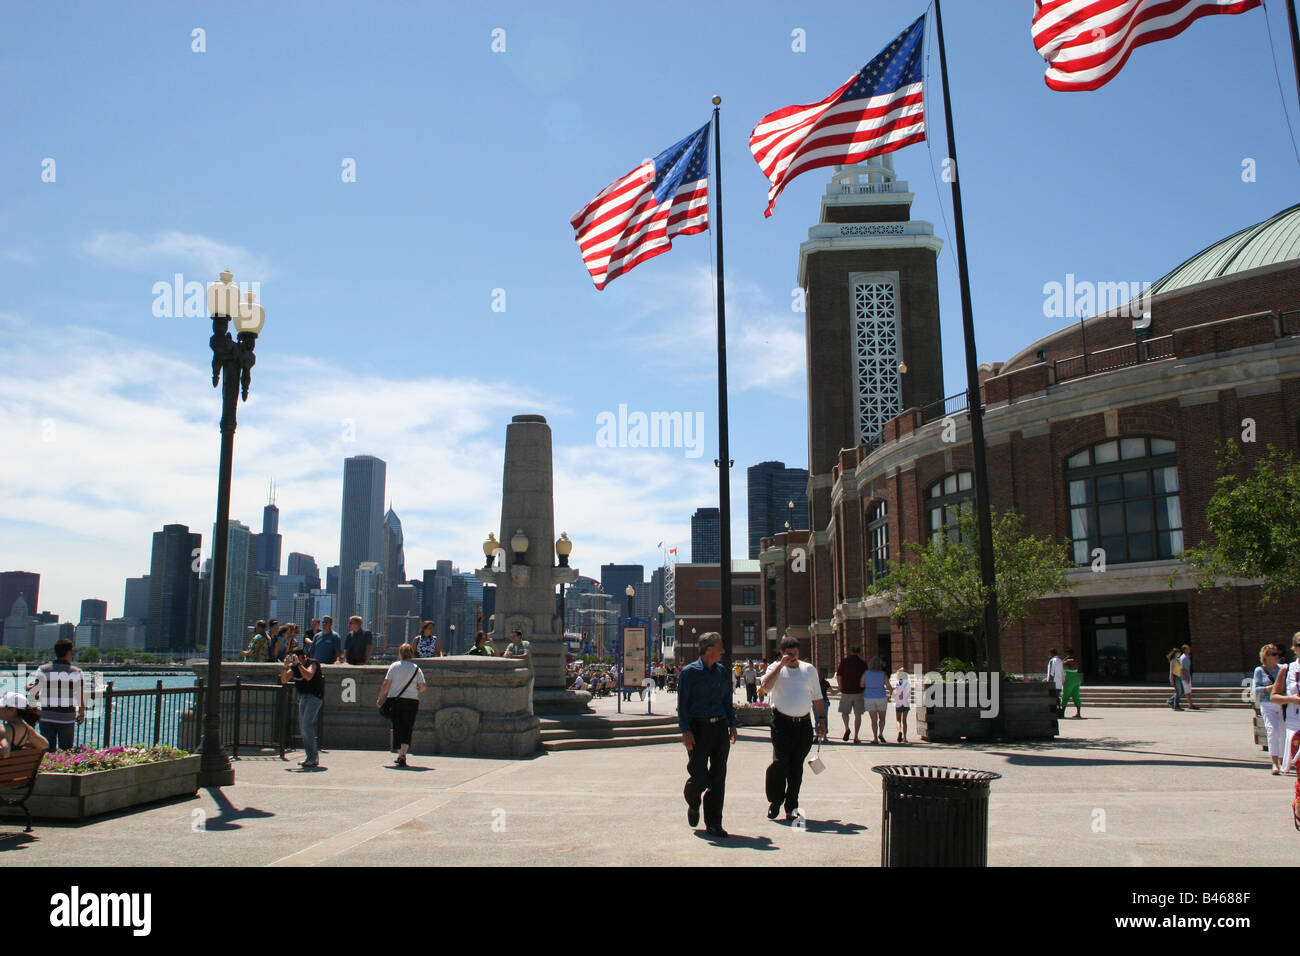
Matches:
[2,0,1297,622]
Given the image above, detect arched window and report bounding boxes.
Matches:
[928,471,973,542]
[867,500,889,581]
[1066,437,1182,565]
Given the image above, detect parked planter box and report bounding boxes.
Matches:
[0,755,200,822]
[918,682,1059,742]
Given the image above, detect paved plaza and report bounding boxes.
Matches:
[0,703,1283,866]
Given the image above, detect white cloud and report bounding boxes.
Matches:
[79,230,273,281]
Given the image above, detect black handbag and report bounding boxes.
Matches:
[380,666,419,718]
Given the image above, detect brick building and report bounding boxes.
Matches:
[767,157,1299,683]
[670,561,763,666]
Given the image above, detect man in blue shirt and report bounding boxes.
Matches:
[311,616,343,665]
[676,632,737,839]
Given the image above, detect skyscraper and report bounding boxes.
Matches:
[79,599,108,623]
[338,456,386,626]
[690,508,721,563]
[0,571,40,619]
[256,495,282,579]
[123,575,150,623]
[287,553,321,592]
[600,564,644,614]
[147,524,201,653]
[213,520,252,655]
[746,460,810,558]
[354,561,385,640]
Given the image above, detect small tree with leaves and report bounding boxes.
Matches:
[1177,441,1300,602]
[868,508,1072,670]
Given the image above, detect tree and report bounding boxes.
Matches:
[868,508,1072,670]
[76,646,101,663]
[1178,441,1300,602]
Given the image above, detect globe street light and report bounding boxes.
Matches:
[199,270,263,787]
[625,584,635,619]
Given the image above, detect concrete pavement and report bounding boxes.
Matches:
[0,705,1284,866]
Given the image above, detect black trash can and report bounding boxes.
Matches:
[872,764,1001,867]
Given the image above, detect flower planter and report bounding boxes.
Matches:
[1,755,200,822]
[918,681,1059,742]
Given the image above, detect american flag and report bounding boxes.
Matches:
[750,15,926,218]
[1032,0,1261,92]
[571,124,710,290]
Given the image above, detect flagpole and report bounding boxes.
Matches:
[932,0,1002,675]
[711,95,734,672]
[1287,0,1300,114]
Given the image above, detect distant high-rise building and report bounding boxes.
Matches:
[3,594,33,649]
[99,618,146,650]
[746,461,810,558]
[80,599,108,624]
[148,524,202,653]
[58,622,75,642]
[421,562,454,635]
[211,520,253,655]
[600,564,644,615]
[287,553,321,592]
[691,508,721,563]
[123,576,150,623]
[385,583,421,652]
[256,496,282,579]
[0,571,39,619]
[383,507,406,587]
[338,456,386,626]
[290,593,313,633]
[354,561,385,640]
[326,565,340,599]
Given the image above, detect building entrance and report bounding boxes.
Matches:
[1080,602,1189,683]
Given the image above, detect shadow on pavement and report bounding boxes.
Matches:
[201,787,274,831]
[693,830,777,850]
[794,818,867,835]
[0,831,38,852]
[987,750,1265,769]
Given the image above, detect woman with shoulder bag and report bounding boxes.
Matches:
[1255,643,1285,774]
[377,643,426,768]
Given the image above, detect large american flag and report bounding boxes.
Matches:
[750,15,926,218]
[571,124,710,290]
[1032,0,1261,92]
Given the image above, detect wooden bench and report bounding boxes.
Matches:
[0,749,47,832]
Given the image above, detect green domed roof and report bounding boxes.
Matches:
[1149,203,1300,296]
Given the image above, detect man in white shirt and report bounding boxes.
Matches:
[1045,649,1064,699]
[742,662,758,702]
[1180,644,1197,709]
[760,637,827,822]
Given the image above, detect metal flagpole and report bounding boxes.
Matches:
[932,0,1002,675]
[710,95,734,672]
[1287,0,1300,114]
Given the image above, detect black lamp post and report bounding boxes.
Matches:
[199,270,263,787]
[625,584,635,619]
[656,604,665,661]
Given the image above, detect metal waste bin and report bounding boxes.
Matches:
[872,765,1001,867]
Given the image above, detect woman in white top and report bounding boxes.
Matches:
[892,668,912,744]
[376,644,427,768]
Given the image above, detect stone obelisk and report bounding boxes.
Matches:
[475,415,588,712]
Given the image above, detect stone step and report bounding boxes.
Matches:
[540,723,680,742]
[542,734,680,751]
[538,715,679,730]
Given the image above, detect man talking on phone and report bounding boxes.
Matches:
[761,636,827,822]
[676,632,738,839]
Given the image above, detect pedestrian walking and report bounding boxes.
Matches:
[1045,648,1064,709]
[1270,633,1300,827]
[861,656,892,744]
[1061,653,1083,719]
[893,666,912,743]
[280,647,325,768]
[677,632,738,838]
[26,638,85,750]
[1180,644,1197,709]
[760,637,828,822]
[742,660,758,703]
[376,643,426,767]
[415,620,440,658]
[835,647,868,743]
[1167,648,1185,710]
[1254,643,1284,774]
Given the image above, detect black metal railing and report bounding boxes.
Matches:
[70,680,199,751]
[61,677,307,759]
[919,390,969,425]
